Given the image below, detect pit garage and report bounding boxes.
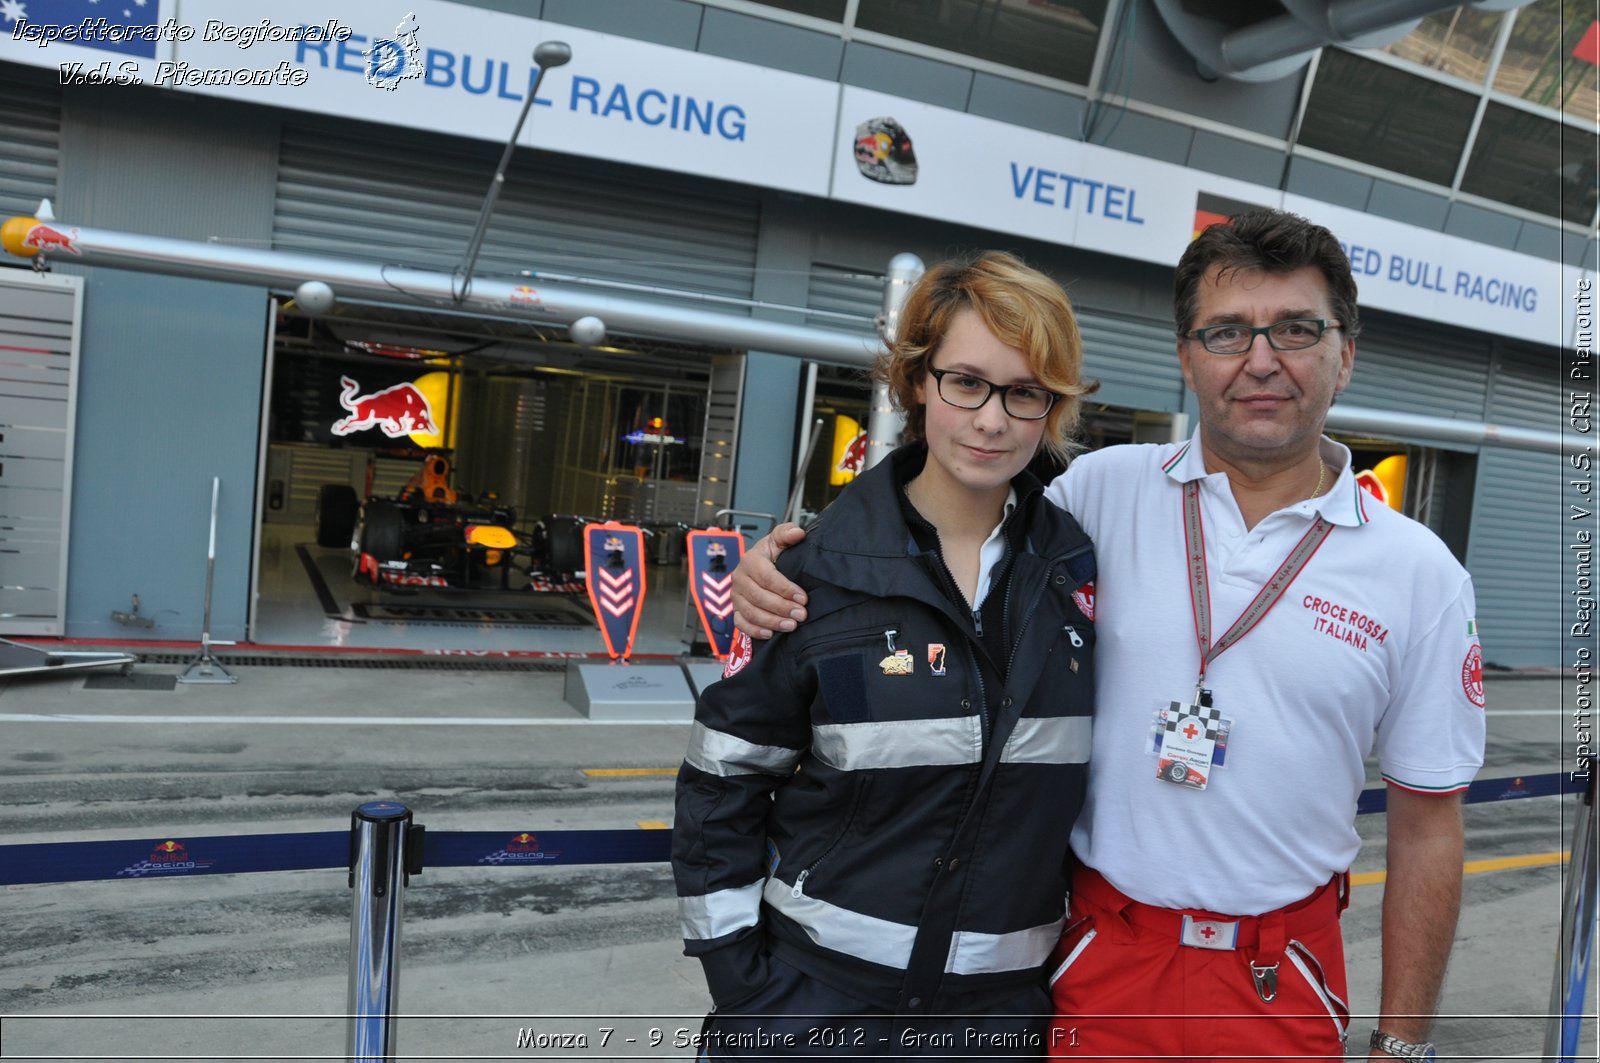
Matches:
[252,297,787,656]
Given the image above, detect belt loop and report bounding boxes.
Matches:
[1249,910,1285,1004]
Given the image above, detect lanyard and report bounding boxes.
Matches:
[1182,479,1335,687]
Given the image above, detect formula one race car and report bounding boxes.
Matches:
[317,455,529,591]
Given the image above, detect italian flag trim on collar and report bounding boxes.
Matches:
[1161,440,1192,474]
[1352,478,1370,525]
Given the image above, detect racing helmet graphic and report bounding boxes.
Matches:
[854,117,918,185]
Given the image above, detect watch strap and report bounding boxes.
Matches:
[1370,1029,1435,1060]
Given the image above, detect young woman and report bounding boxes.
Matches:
[672,251,1097,1059]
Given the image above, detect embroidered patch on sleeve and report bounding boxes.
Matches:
[1461,644,1485,708]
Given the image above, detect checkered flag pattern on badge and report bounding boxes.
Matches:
[1165,705,1223,742]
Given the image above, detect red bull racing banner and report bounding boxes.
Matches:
[685,529,745,660]
[582,522,647,660]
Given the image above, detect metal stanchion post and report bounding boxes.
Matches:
[1544,773,1597,1062]
[178,476,237,684]
[347,801,414,1063]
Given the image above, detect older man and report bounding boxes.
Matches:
[730,209,1485,1062]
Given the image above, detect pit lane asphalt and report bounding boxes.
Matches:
[0,661,1589,1061]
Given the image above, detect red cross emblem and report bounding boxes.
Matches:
[1199,925,1216,940]
[1183,722,1199,740]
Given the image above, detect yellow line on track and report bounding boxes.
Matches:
[581,767,677,777]
[1351,850,1570,887]
[637,820,671,830]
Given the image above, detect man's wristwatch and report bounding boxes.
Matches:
[1370,1030,1436,1060]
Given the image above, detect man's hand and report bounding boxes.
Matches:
[731,522,809,639]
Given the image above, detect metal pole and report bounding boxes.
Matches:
[785,417,825,526]
[178,477,237,685]
[1544,774,1597,1062]
[454,41,572,302]
[866,253,924,471]
[347,801,413,1063]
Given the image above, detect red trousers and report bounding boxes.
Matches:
[1048,866,1351,1062]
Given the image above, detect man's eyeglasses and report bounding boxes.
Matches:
[1184,318,1340,356]
[928,367,1058,420]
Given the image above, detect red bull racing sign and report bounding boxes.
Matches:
[583,521,647,660]
[685,529,744,660]
[115,839,217,877]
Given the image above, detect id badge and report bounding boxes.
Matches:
[1148,692,1232,791]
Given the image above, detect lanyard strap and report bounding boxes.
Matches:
[1183,480,1336,682]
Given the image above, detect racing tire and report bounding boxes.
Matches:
[1165,760,1190,784]
[315,485,360,548]
[360,500,406,561]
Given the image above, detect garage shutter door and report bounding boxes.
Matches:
[0,65,61,223]
[273,120,760,305]
[1463,340,1563,668]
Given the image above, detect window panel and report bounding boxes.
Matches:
[1461,102,1598,224]
[1493,0,1600,123]
[1378,5,1504,85]
[854,0,1110,84]
[738,0,849,19]
[1298,50,1477,186]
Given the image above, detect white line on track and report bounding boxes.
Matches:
[0,713,690,726]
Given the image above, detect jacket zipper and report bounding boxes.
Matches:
[790,776,870,897]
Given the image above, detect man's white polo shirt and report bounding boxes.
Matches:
[1048,434,1485,915]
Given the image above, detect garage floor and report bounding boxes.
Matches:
[251,522,700,656]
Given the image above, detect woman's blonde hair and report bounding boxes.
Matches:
[877,250,1094,463]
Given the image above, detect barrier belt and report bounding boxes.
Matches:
[0,772,1585,886]
[0,830,347,886]
[421,828,670,868]
[1355,769,1583,816]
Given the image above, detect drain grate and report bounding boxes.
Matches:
[134,653,570,673]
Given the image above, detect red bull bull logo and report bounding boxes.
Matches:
[150,840,189,862]
[507,833,541,853]
[331,375,435,438]
[23,224,82,256]
[837,431,868,477]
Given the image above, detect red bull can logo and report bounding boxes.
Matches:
[331,375,435,438]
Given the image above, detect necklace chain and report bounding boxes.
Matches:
[1305,461,1328,503]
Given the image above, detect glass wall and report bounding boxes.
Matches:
[1299,49,1478,187]
[854,0,1110,83]
[1303,1,1597,226]
[1493,0,1600,123]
